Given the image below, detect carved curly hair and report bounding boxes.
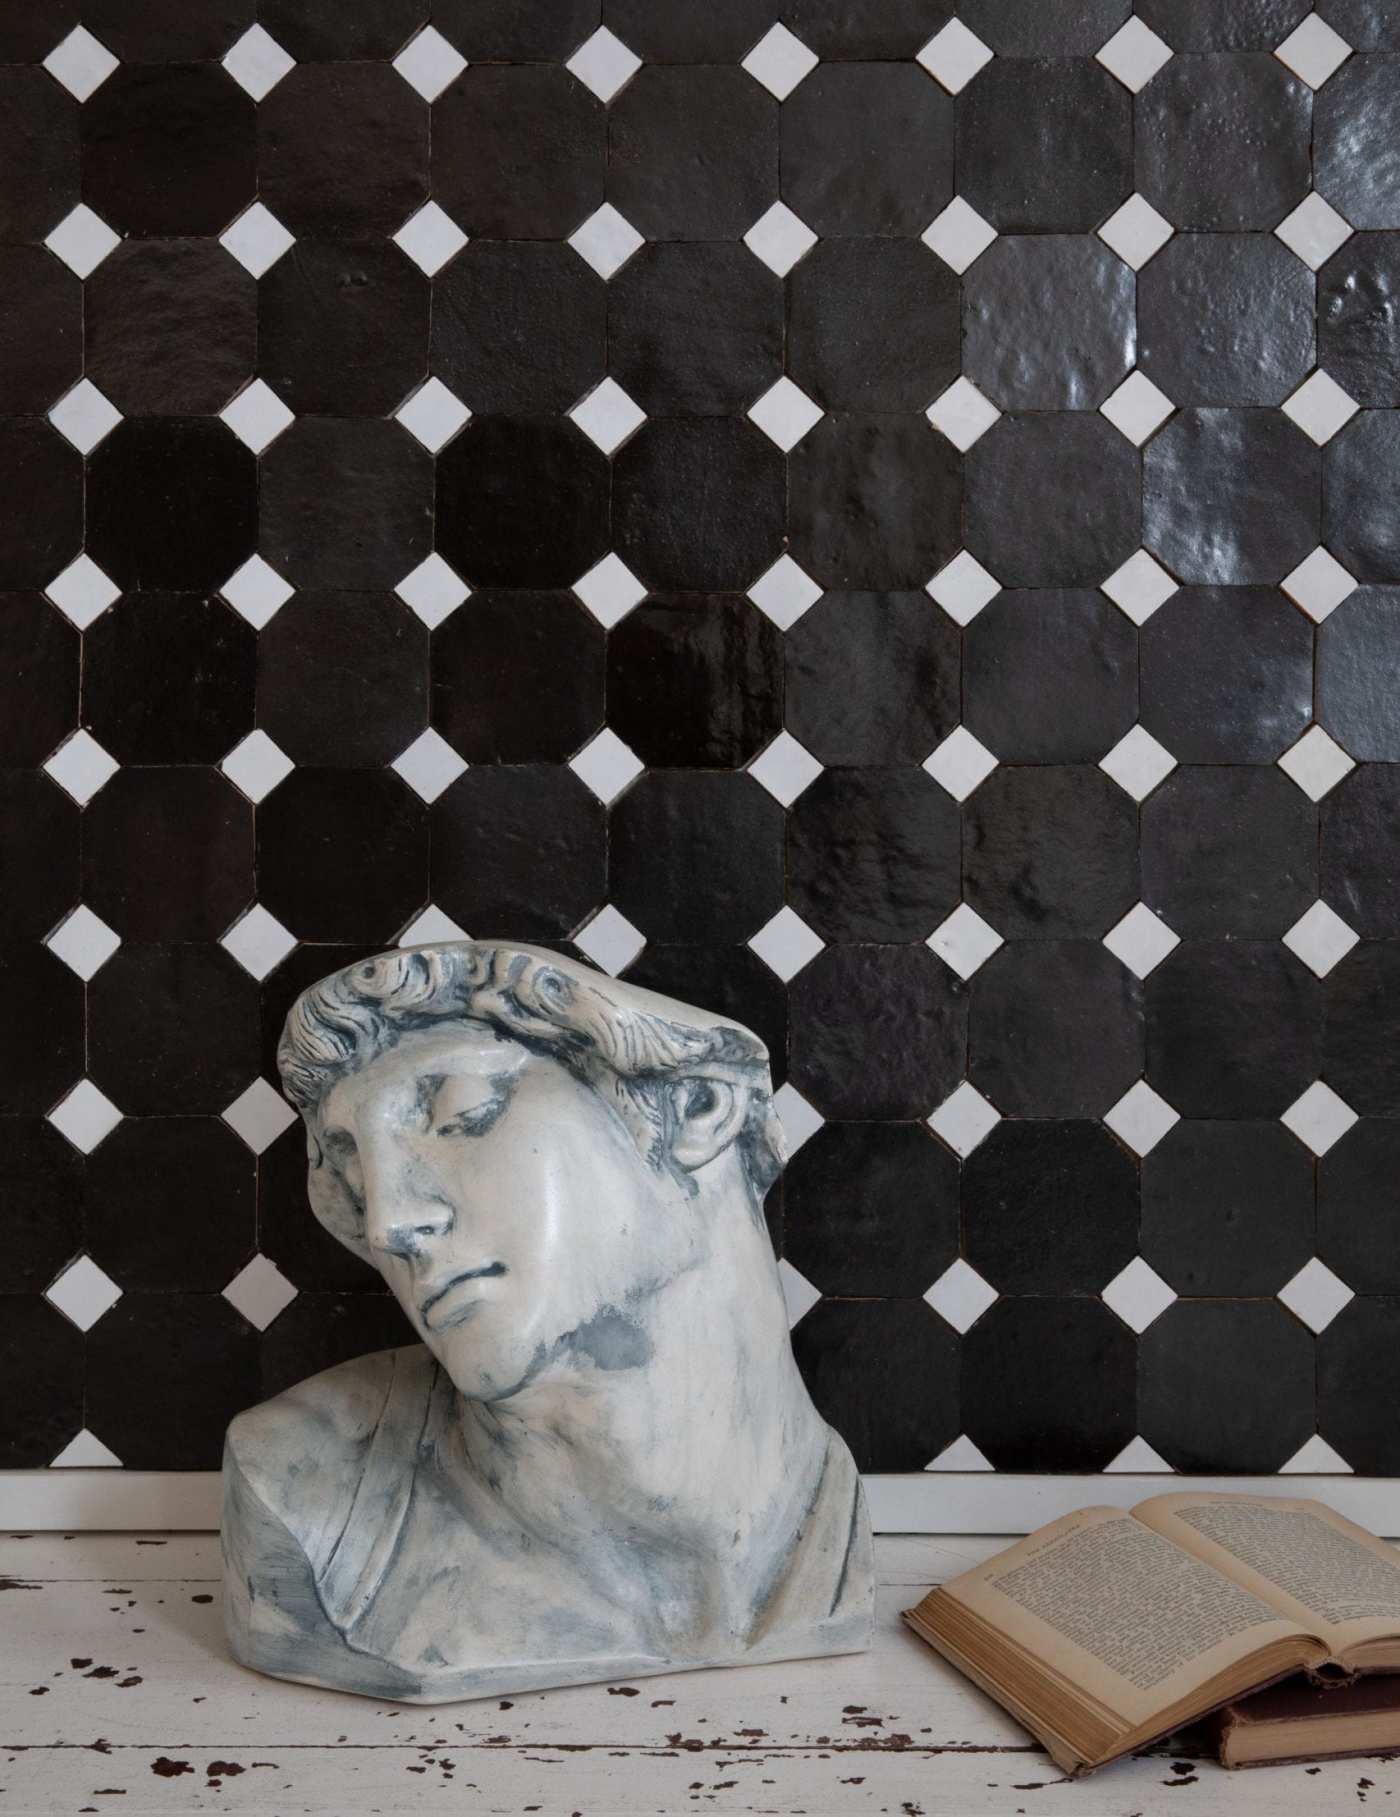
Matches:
[278,943,784,1198]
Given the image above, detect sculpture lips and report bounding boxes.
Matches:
[420,1263,506,1327]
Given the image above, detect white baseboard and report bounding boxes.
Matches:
[7,1470,1400,1535]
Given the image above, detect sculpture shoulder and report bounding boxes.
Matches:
[224,1345,430,1564]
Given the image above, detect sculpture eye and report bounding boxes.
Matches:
[430,1074,512,1139]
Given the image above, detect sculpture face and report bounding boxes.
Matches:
[306,1019,706,1402]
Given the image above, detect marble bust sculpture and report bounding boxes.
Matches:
[222,942,873,1701]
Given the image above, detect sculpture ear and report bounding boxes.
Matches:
[667,1077,749,1172]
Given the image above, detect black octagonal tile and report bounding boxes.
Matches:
[613,419,784,593]
[788,767,960,944]
[0,420,82,591]
[1141,1119,1315,1295]
[1136,54,1311,230]
[82,767,253,943]
[1141,766,1317,938]
[1138,234,1316,406]
[781,63,951,237]
[784,592,960,767]
[259,63,427,238]
[1135,0,1309,49]
[257,593,428,769]
[0,69,76,242]
[88,944,261,1116]
[785,1122,959,1297]
[965,413,1140,588]
[1315,0,1400,48]
[610,770,783,944]
[1318,589,1400,758]
[956,0,1127,53]
[962,591,1137,764]
[1321,764,1400,938]
[259,769,429,942]
[437,417,611,591]
[792,1298,959,1472]
[1319,236,1400,407]
[787,238,959,413]
[781,0,953,58]
[257,0,429,58]
[962,1299,1135,1472]
[964,766,1139,939]
[1146,941,1321,1117]
[82,64,255,236]
[604,0,767,58]
[85,1117,255,1292]
[1319,1298,1400,1474]
[0,247,81,413]
[85,240,257,416]
[956,59,1131,233]
[0,948,83,1118]
[433,242,606,416]
[433,0,596,59]
[2,1119,81,1295]
[1314,56,1400,230]
[261,418,433,592]
[1325,411,1400,582]
[963,236,1134,410]
[608,67,773,241]
[84,595,255,766]
[788,413,961,590]
[1140,1300,1313,1472]
[1321,938,1400,1114]
[0,772,79,942]
[259,240,428,417]
[1140,586,1313,762]
[1143,408,1320,585]
[432,593,604,764]
[970,940,1142,1118]
[0,596,78,768]
[606,596,781,768]
[0,1300,83,1468]
[435,65,602,240]
[88,419,255,592]
[1319,1120,1400,1291]
[81,0,254,58]
[963,1120,1138,1295]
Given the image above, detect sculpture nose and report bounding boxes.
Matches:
[362,1149,455,1260]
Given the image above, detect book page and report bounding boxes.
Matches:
[1135,1494,1400,1649]
[941,1505,1306,1727]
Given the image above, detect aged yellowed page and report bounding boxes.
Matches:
[938,1504,1309,1728]
[1135,1493,1400,1655]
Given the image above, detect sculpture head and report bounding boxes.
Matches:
[277,944,785,1403]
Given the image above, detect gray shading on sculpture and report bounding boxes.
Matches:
[222,942,874,1702]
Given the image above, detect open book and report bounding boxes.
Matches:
[903,1493,1400,1776]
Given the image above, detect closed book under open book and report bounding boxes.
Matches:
[903,1494,1400,1776]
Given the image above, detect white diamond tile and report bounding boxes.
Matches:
[743,201,818,277]
[223,23,295,100]
[223,1078,297,1153]
[1095,16,1173,91]
[926,550,1001,624]
[220,553,294,628]
[1102,1256,1177,1332]
[1102,902,1180,980]
[742,22,818,99]
[917,18,993,93]
[47,1081,123,1156]
[927,903,1003,981]
[1281,546,1358,622]
[392,24,467,102]
[391,728,468,802]
[219,201,295,278]
[219,378,294,453]
[220,903,298,980]
[1275,191,1353,269]
[924,1259,998,1334]
[1101,548,1178,624]
[223,1254,299,1331]
[398,903,470,947]
[774,1081,824,1154]
[568,203,644,279]
[1281,368,1361,444]
[45,906,121,981]
[1103,1435,1174,1473]
[1278,1257,1358,1330]
[567,25,641,102]
[395,552,469,628]
[1283,900,1360,978]
[1278,724,1356,800]
[927,1081,1001,1159]
[44,204,120,278]
[45,553,121,629]
[1275,12,1352,88]
[573,903,646,976]
[1282,1080,1359,1156]
[1280,1434,1354,1474]
[43,25,118,101]
[395,377,472,452]
[569,727,644,804]
[1104,1080,1180,1157]
[1100,370,1175,445]
[921,196,997,274]
[1097,193,1174,270]
[748,730,823,806]
[926,376,1000,450]
[925,1434,995,1472]
[50,1427,122,1467]
[923,725,998,801]
[573,552,647,627]
[747,376,823,452]
[1279,1256,1354,1333]
[48,379,122,454]
[1100,724,1177,801]
[748,906,825,982]
[45,1255,122,1330]
[747,554,823,630]
[221,729,295,802]
[569,377,646,454]
[393,201,468,276]
[43,730,119,805]
[778,1258,822,1329]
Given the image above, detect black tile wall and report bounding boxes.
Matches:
[3,0,1399,1480]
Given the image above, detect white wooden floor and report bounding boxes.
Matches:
[3,1532,1397,1815]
